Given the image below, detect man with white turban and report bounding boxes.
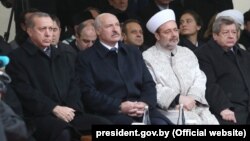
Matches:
[143,9,219,124]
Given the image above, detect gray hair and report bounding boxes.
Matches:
[94,13,118,30]
[26,12,51,28]
[212,16,240,34]
[94,14,103,30]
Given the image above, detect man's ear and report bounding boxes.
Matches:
[95,28,101,36]
[26,28,32,37]
[155,32,160,41]
[122,33,127,41]
[212,33,218,41]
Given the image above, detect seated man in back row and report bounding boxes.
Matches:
[76,13,172,125]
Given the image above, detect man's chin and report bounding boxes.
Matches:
[42,43,51,47]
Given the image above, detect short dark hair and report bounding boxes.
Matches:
[50,14,61,28]
[244,9,250,25]
[122,19,142,34]
[180,10,203,27]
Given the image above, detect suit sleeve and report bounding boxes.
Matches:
[76,53,122,114]
[6,55,57,116]
[137,52,157,108]
[195,50,233,115]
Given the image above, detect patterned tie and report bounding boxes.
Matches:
[44,47,51,57]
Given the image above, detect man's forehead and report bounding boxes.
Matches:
[101,15,119,24]
[33,17,53,25]
[159,21,177,30]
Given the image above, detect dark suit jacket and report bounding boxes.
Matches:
[195,39,250,124]
[5,39,86,141]
[178,36,204,52]
[76,41,157,115]
[239,30,250,51]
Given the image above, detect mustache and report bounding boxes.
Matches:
[111,31,120,36]
[170,37,178,41]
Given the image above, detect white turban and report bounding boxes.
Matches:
[146,9,176,34]
[216,9,244,26]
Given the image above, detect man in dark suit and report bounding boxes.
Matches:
[76,13,171,125]
[6,12,111,141]
[195,16,250,124]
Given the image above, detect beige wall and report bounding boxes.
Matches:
[233,0,249,13]
[0,5,15,41]
[0,1,249,42]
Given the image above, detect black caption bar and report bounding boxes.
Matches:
[92,125,249,140]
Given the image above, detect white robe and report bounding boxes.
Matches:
[143,43,218,124]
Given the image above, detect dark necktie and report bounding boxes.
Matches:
[44,47,51,57]
[110,47,118,53]
[108,48,118,69]
[170,52,174,66]
[171,52,174,57]
[226,50,235,62]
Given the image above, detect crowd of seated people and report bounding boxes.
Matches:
[1,0,250,141]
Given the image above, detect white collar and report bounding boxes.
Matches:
[100,41,119,50]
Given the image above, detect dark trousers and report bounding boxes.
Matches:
[102,108,173,125]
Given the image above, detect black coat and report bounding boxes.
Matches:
[195,39,250,124]
[178,36,205,52]
[76,41,169,124]
[6,39,110,141]
[239,30,250,51]
[76,41,156,113]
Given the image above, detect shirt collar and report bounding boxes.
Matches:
[100,41,119,50]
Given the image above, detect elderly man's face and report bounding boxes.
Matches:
[155,20,179,50]
[27,16,53,48]
[213,24,238,50]
[96,14,121,47]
